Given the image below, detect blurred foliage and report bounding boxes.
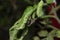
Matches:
[9,0,60,40]
[9,4,37,40]
[46,0,53,4]
[0,0,60,40]
[37,0,44,17]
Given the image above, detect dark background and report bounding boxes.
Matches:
[0,0,60,40]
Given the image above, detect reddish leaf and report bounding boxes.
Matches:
[50,18,60,29]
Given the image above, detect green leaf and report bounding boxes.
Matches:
[9,5,37,40]
[37,0,44,17]
[32,12,36,19]
[37,30,48,37]
[46,36,54,40]
[48,30,57,37]
[56,30,60,38]
[33,36,40,40]
[10,5,37,30]
[46,0,53,4]
[9,29,18,40]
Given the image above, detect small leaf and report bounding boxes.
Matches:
[37,0,44,17]
[46,36,54,40]
[48,30,57,37]
[56,30,60,38]
[32,12,36,19]
[46,0,53,4]
[37,30,48,37]
[33,36,40,40]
